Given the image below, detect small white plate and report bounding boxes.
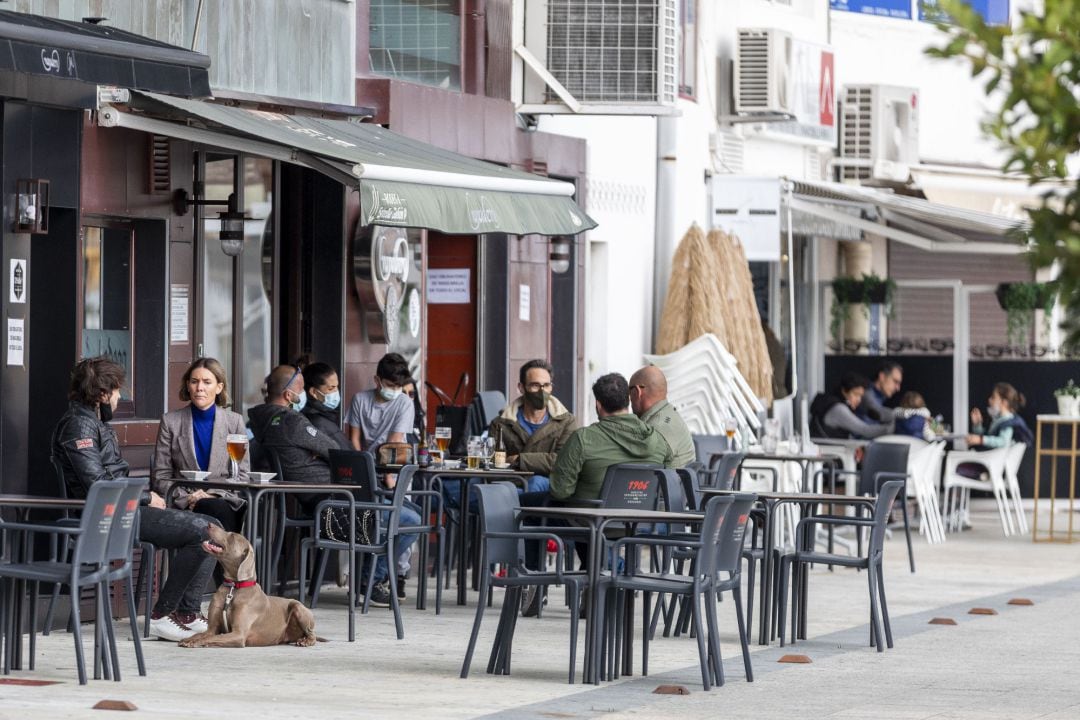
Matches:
[493,463,512,470]
[248,472,276,484]
[442,460,462,469]
[179,470,211,481]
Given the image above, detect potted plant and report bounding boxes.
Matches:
[1055,379,1080,417]
[995,281,1057,347]
[829,273,897,345]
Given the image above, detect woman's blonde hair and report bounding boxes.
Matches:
[179,357,230,407]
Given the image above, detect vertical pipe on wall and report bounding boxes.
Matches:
[652,116,676,349]
[464,0,487,95]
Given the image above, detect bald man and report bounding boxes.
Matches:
[629,365,696,468]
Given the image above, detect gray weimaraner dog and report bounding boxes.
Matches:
[179,523,317,648]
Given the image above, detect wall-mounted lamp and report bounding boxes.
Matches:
[549,238,571,274]
[14,178,49,234]
[174,188,249,257]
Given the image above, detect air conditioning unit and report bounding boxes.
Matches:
[837,84,919,183]
[516,0,678,115]
[734,28,792,116]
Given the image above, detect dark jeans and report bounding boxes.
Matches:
[519,493,589,571]
[138,506,220,615]
[191,498,244,534]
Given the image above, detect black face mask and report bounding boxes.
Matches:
[523,390,549,411]
[99,401,114,423]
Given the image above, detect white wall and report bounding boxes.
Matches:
[536,115,658,399]
[830,0,1041,166]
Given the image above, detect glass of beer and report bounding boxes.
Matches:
[724,418,738,451]
[434,426,452,463]
[467,436,486,470]
[226,433,248,482]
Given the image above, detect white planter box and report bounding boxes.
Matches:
[1056,395,1080,418]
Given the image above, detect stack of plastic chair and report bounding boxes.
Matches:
[1003,443,1029,534]
[644,334,765,439]
[942,446,1013,536]
[907,442,946,544]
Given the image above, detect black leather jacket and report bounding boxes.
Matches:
[51,401,133,501]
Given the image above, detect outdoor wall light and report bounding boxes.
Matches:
[14,178,49,234]
[549,238,571,274]
[174,188,249,257]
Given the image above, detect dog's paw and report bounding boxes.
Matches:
[179,637,206,648]
[295,633,317,647]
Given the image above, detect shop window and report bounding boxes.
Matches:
[197,153,278,415]
[679,0,697,99]
[81,224,135,417]
[369,0,462,91]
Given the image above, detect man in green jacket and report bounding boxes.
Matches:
[629,364,696,468]
[549,372,673,502]
[489,359,577,493]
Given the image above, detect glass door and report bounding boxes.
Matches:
[197,152,277,414]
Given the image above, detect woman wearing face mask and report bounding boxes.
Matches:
[151,357,249,533]
[345,352,416,453]
[966,382,1034,448]
[301,361,351,450]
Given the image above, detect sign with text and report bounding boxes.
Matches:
[920,0,1009,25]
[7,317,23,366]
[426,268,471,304]
[170,284,189,344]
[830,0,912,19]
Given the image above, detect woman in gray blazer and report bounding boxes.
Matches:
[152,358,249,532]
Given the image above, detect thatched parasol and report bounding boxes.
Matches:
[656,225,774,402]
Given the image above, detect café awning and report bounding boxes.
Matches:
[0,11,209,96]
[785,179,1029,255]
[98,92,596,237]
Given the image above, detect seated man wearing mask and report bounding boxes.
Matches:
[491,359,578,494]
[345,353,416,454]
[249,365,418,608]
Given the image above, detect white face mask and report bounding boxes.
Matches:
[987,405,1001,419]
[379,387,402,402]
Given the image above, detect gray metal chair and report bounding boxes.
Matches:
[0,480,126,685]
[460,482,587,683]
[778,480,905,653]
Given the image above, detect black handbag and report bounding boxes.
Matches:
[322,505,376,546]
[427,373,471,456]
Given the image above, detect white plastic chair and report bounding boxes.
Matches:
[1003,443,1029,534]
[942,446,1013,536]
[908,441,946,544]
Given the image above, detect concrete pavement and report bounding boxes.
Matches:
[1,500,1078,719]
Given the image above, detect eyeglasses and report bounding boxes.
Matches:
[284,366,302,396]
[525,382,553,392]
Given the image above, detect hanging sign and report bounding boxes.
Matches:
[518,284,531,322]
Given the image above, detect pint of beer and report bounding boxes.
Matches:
[226,434,248,463]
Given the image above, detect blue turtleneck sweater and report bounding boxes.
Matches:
[191,403,216,472]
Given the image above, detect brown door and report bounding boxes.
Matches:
[425,233,478,432]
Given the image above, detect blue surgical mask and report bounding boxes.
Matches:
[379,387,402,402]
[322,390,341,410]
[291,389,307,412]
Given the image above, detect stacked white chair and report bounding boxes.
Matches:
[644,333,765,437]
[942,446,1014,536]
[1003,443,1029,534]
[910,442,947,544]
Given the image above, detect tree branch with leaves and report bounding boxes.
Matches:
[926,0,1080,349]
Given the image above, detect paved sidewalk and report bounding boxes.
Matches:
[1,501,1078,719]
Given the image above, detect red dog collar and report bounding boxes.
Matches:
[223,577,257,589]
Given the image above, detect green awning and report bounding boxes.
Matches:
[101,92,596,237]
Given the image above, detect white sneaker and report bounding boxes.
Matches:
[186,613,209,634]
[149,613,198,642]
